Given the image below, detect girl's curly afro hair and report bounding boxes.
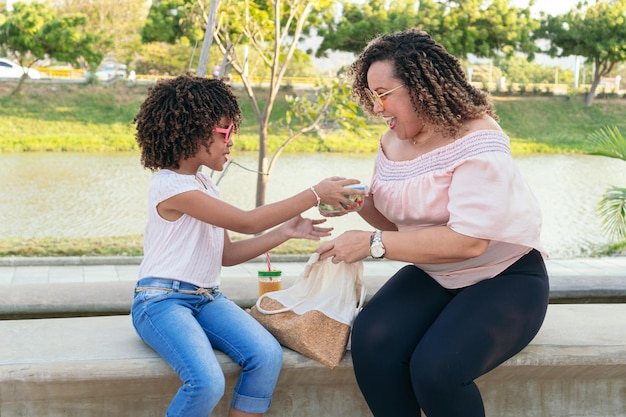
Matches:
[133,73,242,171]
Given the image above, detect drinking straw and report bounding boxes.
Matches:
[266,252,272,272]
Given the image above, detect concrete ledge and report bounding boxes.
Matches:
[1,304,625,417]
[2,256,625,319]
[548,274,626,303]
[0,255,315,267]
[0,281,135,319]
[0,256,143,267]
[2,271,626,319]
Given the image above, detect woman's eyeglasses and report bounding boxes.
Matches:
[212,123,235,143]
[364,84,405,108]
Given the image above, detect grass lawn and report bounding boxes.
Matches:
[2,81,625,154]
[1,81,625,257]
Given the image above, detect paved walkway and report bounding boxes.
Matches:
[1,255,625,299]
[0,254,625,283]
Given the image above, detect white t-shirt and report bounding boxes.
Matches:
[371,129,546,289]
[138,170,223,288]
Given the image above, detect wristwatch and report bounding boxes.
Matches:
[370,230,386,259]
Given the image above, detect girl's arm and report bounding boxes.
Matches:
[158,177,363,235]
[222,216,333,266]
[319,192,398,231]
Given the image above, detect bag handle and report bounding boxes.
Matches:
[354,281,367,320]
[256,283,366,316]
[254,291,307,314]
[255,268,368,317]
[357,282,367,310]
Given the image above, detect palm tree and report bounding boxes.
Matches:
[588,126,626,241]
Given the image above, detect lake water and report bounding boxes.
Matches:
[1,151,624,259]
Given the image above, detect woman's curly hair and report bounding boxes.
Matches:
[133,73,242,171]
[349,28,498,139]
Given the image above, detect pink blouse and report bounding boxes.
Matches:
[371,130,546,289]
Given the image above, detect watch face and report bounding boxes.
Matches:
[371,244,385,258]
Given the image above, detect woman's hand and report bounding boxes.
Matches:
[316,230,372,263]
[281,216,333,240]
[317,226,491,266]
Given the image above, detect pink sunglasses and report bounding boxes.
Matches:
[212,123,235,143]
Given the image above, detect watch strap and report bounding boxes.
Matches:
[370,230,385,258]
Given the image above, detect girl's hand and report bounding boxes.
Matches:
[313,177,365,213]
[282,216,333,240]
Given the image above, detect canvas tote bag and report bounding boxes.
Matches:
[250,252,366,369]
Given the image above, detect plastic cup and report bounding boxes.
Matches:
[258,270,282,296]
[319,184,369,215]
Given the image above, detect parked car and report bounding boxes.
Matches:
[0,58,41,79]
[91,62,127,81]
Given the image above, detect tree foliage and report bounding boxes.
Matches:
[0,1,101,94]
[279,69,368,149]
[141,0,205,45]
[534,0,626,106]
[132,41,198,75]
[55,0,147,66]
[316,0,539,59]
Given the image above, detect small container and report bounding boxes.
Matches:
[319,184,369,215]
[258,270,282,296]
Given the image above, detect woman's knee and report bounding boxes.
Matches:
[352,310,386,350]
[351,312,401,369]
[410,338,478,399]
[411,353,459,399]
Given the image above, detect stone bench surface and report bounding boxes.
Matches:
[1,304,626,417]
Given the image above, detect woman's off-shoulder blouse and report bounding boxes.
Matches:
[370,130,546,289]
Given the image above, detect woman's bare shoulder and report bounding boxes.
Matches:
[465,115,502,133]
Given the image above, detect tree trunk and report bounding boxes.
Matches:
[255,128,269,207]
[196,0,220,77]
[585,71,602,107]
[10,74,27,96]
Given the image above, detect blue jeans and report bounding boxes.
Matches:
[131,278,283,417]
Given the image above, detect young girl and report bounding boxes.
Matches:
[131,73,362,417]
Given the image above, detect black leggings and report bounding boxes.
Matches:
[351,249,549,417]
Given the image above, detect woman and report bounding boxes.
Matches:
[317,29,550,417]
[131,73,362,417]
